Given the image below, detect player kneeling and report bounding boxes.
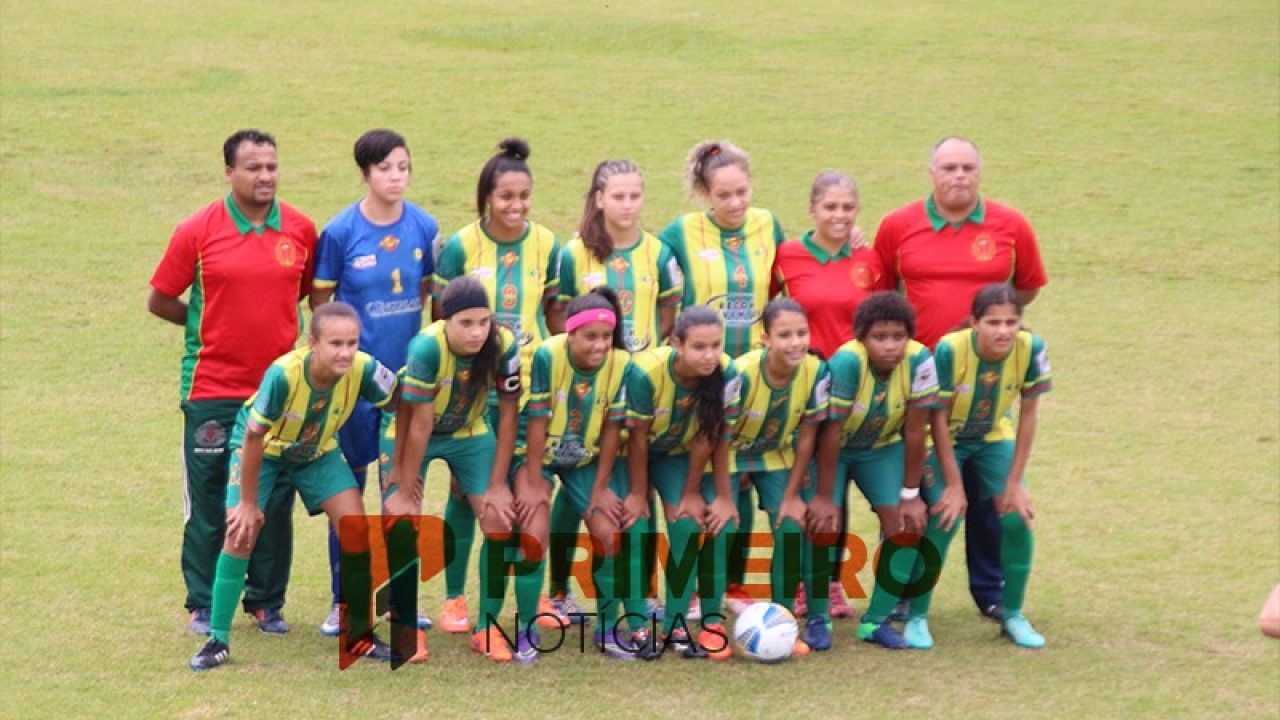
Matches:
[190,302,405,671]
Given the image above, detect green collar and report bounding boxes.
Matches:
[926,194,985,232]
[225,194,281,235]
[800,230,851,264]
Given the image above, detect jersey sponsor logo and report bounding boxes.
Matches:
[373,362,396,394]
[746,409,764,419]
[911,357,938,395]
[1035,344,1052,376]
[813,375,831,406]
[194,420,227,450]
[548,434,589,465]
[698,249,721,261]
[352,254,377,270]
[414,248,424,260]
[366,297,422,318]
[723,376,743,407]
[471,267,495,279]
[275,238,298,267]
[851,261,879,289]
[380,235,400,252]
[623,326,652,352]
[582,272,605,287]
[283,411,303,421]
[971,233,996,262]
[705,292,761,328]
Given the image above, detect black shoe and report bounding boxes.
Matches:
[628,629,662,661]
[189,638,230,671]
[663,628,706,659]
[251,608,291,634]
[979,604,1004,622]
[347,632,393,661]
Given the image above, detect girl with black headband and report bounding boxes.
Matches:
[381,276,526,663]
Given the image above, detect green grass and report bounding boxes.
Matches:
[2,1,1278,718]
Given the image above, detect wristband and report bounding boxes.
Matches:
[900,486,920,501]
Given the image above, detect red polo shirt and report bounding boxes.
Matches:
[873,196,1047,349]
[772,230,891,359]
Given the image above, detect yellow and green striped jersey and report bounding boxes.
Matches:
[558,232,683,352]
[401,320,521,438]
[625,346,740,456]
[526,334,630,468]
[828,339,938,451]
[659,208,784,358]
[233,348,396,464]
[727,348,829,473]
[432,219,561,380]
[935,329,1052,444]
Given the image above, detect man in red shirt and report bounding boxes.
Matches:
[874,136,1048,619]
[148,129,317,635]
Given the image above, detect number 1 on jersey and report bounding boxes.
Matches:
[390,268,403,294]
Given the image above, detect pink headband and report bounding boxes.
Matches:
[565,309,617,334]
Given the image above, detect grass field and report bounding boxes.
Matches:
[2,1,1278,718]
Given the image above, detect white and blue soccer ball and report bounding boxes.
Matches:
[733,602,798,663]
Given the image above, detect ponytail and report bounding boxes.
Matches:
[673,305,727,442]
[578,159,642,262]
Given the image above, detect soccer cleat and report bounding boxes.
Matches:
[1002,613,1046,649]
[390,624,430,664]
[417,612,433,631]
[792,637,812,657]
[550,591,590,625]
[514,629,540,665]
[536,594,570,630]
[686,594,702,621]
[858,621,907,650]
[189,608,211,636]
[320,604,342,637]
[663,628,706,659]
[904,617,934,649]
[189,638,230,671]
[346,632,394,661]
[828,582,854,619]
[980,603,1004,623]
[438,596,472,634]
[645,597,665,623]
[724,584,753,615]
[251,608,290,634]
[470,626,513,663]
[699,623,733,661]
[803,616,833,651]
[792,583,808,618]
[629,628,662,661]
[599,625,635,660]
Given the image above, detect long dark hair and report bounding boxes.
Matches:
[672,305,726,442]
[566,286,626,350]
[971,283,1023,320]
[475,137,531,218]
[578,159,641,262]
[440,277,501,394]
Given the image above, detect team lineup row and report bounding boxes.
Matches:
[147,128,1050,670]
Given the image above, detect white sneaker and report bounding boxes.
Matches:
[319,604,341,637]
[687,594,701,621]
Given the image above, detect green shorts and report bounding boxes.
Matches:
[650,454,719,507]
[743,463,821,515]
[922,439,1016,506]
[226,447,352,516]
[837,441,905,509]
[516,460,631,518]
[378,412,496,499]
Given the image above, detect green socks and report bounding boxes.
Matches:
[699,519,738,620]
[385,519,419,630]
[999,512,1034,615]
[863,537,920,624]
[906,513,960,618]
[209,552,249,645]
[727,487,754,586]
[663,517,701,634]
[443,494,476,599]
[769,516,805,612]
[339,548,373,640]
[548,490,581,597]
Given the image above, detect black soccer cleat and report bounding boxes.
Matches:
[189,639,230,671]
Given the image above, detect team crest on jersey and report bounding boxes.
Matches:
[457,369,471,384]
[851,261,879,289]
[971,234,996,262]
[975,400,992,420]
[574,381,591,399]
[980,370,1000,389]
[300,423,319,442]
[275,238,297,266]
[724,237,741,251]
[619,290,635,315]
[194,420,226,449]
[625,329,652,352]
[414,248,424,260]
[501,284,518,310]
[676,395,695,410]
[610,256,629,273]
[583,272,605,287]
[380,235,400,252]
[763,418,781,440]
[501,251,519,268]
[311,398,328,412]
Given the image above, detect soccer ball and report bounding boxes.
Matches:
[733,602,798,662]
